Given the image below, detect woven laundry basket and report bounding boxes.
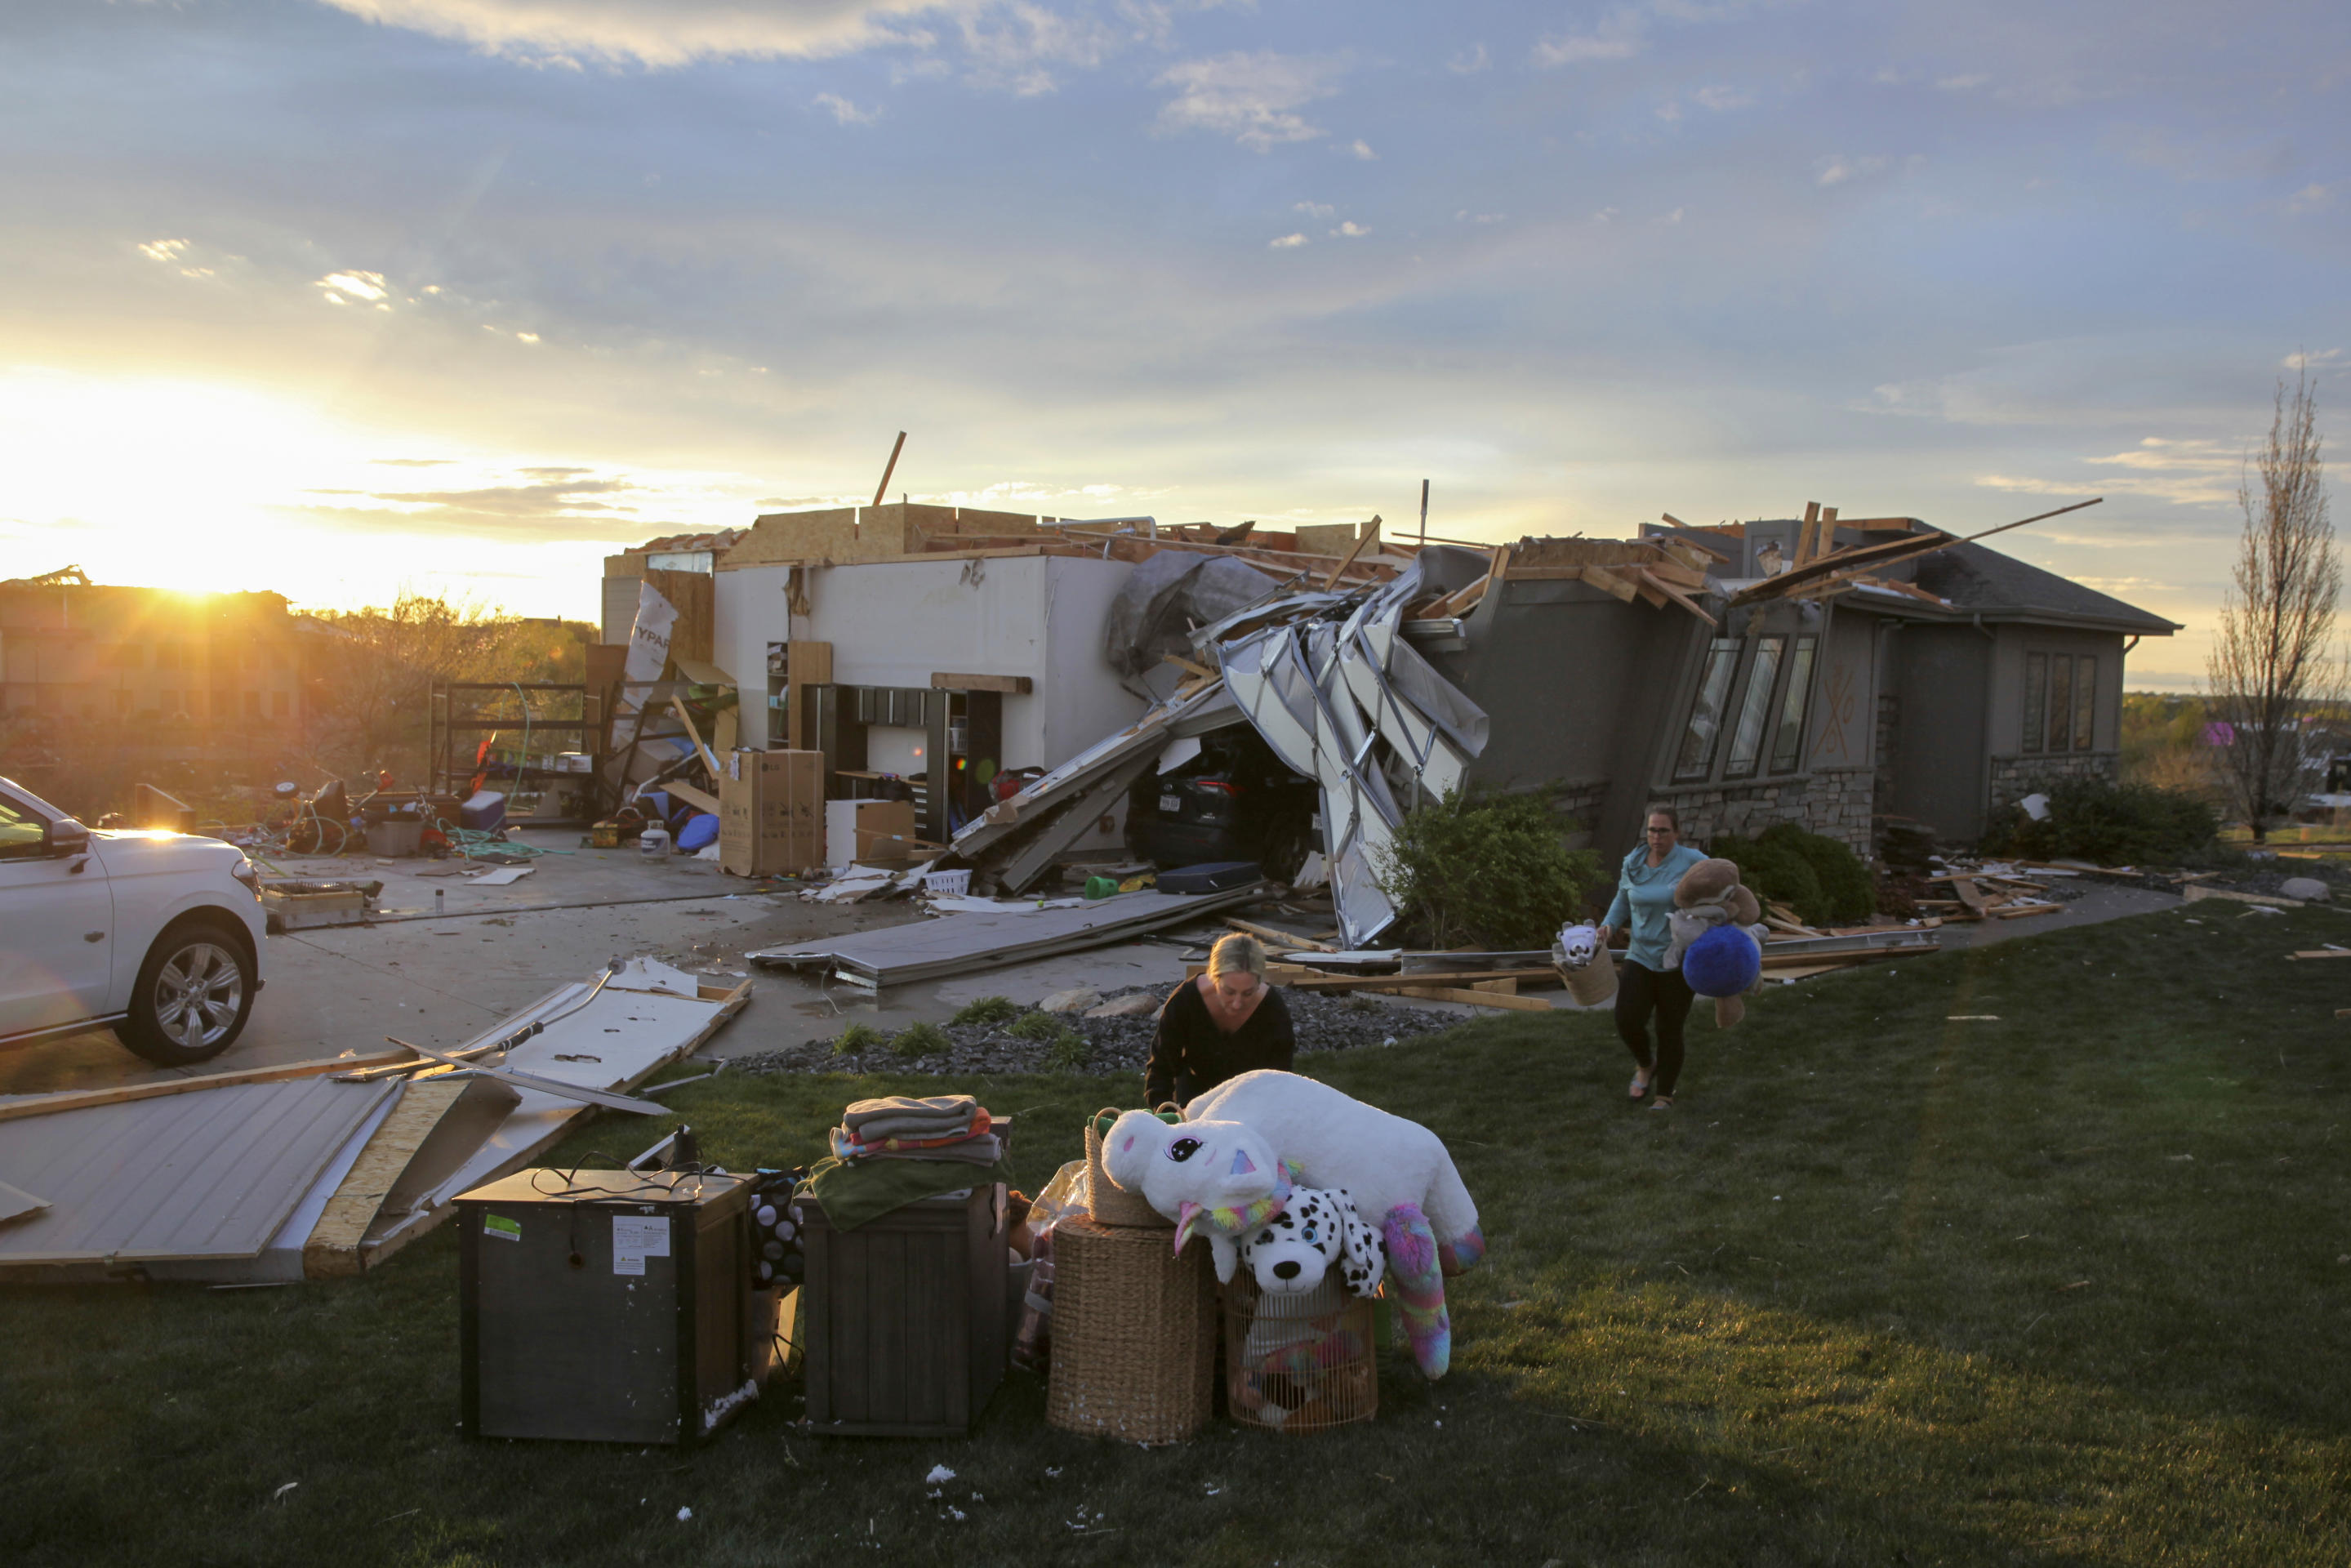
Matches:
[1556,941,1618,1007]
[1223,1273,1378,1434]
[1084,1107,1173,1229]
[1044,1216,1217,1441]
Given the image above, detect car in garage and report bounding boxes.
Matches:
[0,775,267,1067]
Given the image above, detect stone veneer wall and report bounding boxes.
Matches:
[1988,751,2119,810]
[1645,768,1875,857]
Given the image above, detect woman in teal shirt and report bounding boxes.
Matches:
[1598,804,1705,1110]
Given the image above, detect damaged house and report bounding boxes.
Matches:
[620,498,2171,949]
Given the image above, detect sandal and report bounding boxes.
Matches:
[1629,1067,1653,1100]
[1648,1094,1675,1111]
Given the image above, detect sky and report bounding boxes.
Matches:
[2,1,2346,688]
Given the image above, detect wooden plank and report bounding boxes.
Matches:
[0,1049,411,1125]
[1161,653,1217,680]
[668,696,723,780]
[1639,568,1718,626]
[1425,546,1507,619]
[1947,875,1991,916]
[1281,969,1552,991]
[1319,516,1382,590]
[302,1080,470,1278]
[2287,950,2351,960]
[1993,903,2063,920]
[2183,884,2304,909]
[1387,985,1549,1011]
[666,780,719,817]
[1626,568,1668,609]
[1222,917,1336,952]
[1578,563,1640,604]
[1501,564,1585,581]
[929,672,1034,694]
[1794,502,1822,568]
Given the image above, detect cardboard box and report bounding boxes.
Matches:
[719,749,825,876]
[824,798,919,871]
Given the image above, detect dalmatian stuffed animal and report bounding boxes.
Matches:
[1237,1186,1386,1299]
[1102,1070,1482,1378]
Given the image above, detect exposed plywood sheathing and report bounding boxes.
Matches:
[303,1076,520,1278]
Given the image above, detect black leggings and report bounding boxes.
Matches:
[1614,960,1694,1097]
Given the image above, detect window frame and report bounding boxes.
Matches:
[1768,635,1819,774]
[1722,635,1788,781]
[1671,637,1744,783]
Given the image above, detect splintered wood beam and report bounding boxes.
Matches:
[1578,563,1640,604]
[1627,569,1668,609]
[1795,501,1822,567]
[666,780,719,816]
[668,696,723,779]
[1426,546,1507,619]
[1641,569,1720,626]
[1319,516,1382,590]
[1162,653,1217,679]
[871,431,906,509]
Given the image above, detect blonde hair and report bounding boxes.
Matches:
[1207,932,1269,984]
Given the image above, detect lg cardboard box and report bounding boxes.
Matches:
[824,799,919,871]
[719,749,824,876]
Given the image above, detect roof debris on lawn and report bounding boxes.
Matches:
[0,956,749,1286]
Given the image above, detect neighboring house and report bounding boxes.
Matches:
[1420,516,2176,854]
[0,568,330,800]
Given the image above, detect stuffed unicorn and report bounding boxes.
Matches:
[1101,1071,1481,1379]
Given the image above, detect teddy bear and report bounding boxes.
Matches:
[1661,856,1768,1027]
[1101,1070,1481,1379]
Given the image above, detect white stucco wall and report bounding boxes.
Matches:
[713,554,1146,773]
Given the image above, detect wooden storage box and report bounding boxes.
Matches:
[792,1184,1008,1437]
[457,1169,754,1445]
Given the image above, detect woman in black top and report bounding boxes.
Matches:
[1142,933,1295,1108]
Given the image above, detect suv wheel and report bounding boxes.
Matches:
[115,919,256,1067]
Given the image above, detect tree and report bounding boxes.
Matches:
[2206,368,2339,840]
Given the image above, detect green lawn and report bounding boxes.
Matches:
[5,904,2349,1566]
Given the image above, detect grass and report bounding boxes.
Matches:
[951,996,1022,1027]
[1008,1009,1067,1041]
[1040,1027,1092,1071]
[5,904,2349,1566]
[889,1022,949,1059]
[831,1021,882,1057]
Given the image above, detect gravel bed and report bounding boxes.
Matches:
[726,985,1462,1078]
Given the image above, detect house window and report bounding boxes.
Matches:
[1724,636,1787,780]
[1769,635,1818,773]
[2024,653,2099,753]
[1672,638,1743,782]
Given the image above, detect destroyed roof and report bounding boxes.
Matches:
[1906,542,2179,635]
[628,528,748,554]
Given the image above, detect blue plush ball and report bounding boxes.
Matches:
[1683,924,1761,998]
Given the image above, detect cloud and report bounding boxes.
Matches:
[1154,51,1347,153]
[1448,42,1488,74]
[1533,12,1643,66]
[1814,154,1890,186]
[1935,73,1990,91]
[2286,183,2332,216]
[1293,201,1335,219]
[1267,232,1309,249]
[313,0,972,69]
[1329,220,1370,238]
[372,458,457,467]
[814,91,884,124]
[1455,210,1507,224]
[2284,349,2345,370]
[1692,84,1750,110]
[136,237,219,280]
[1979,436,2242,507]
[316,270,390,304]
[1338,138,1376,160]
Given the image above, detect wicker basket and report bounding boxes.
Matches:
[1556,942,1618,1008]
[1084,1107,1173,1229]
[1044,1217,1217,1441]
[1222,1273,1378,1433]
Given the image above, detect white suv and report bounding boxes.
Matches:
[0,775,268,1067]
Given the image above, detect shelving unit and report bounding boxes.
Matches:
[427,681,606,826]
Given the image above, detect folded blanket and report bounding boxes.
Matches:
[844,1094,977,1134]
[802,1149,1018,1232]
[829,1113,992,1159]
[863,1134,1003,1166]
[848,1111,977,1143]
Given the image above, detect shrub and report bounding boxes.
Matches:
[831,1022,883,1057]
[1008,1011,1066,1041]
[1041,1028,1093,1071]
[1764,822,1873,923]
[1373,788,1604,951]
[952,995,1020,1027]
[890,1022,949,1058]
[1980,776,2219,866]
[1708,830,1828,925]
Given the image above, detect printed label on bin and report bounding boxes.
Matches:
[612,1214,671,1275]
[483,1214,522,1242]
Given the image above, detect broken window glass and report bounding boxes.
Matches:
[2023,653,2047,755]
[1770,636,1817,773]
[1724,636,1786,779]
[1672,638,1743,782]
[2046,656,2072,755]
[2073,656,2096,751]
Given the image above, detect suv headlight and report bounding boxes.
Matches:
[230,857,261,898]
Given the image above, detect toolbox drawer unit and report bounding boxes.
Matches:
[793,1184,1008,1437]
[457,1169,755,1445]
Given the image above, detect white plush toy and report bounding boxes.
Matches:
[1237,1186,1386,1298]
[1102,1070,1483,1378]
[1555,921,1602,969]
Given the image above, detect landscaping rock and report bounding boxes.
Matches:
[2280,876,2331,902]
[1085,992,1163,1018]
[1039,986,1102,1013]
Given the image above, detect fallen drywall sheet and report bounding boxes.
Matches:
[0,1076,399,1281]
[354,974,751,1272]
[746,883,1266,987]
